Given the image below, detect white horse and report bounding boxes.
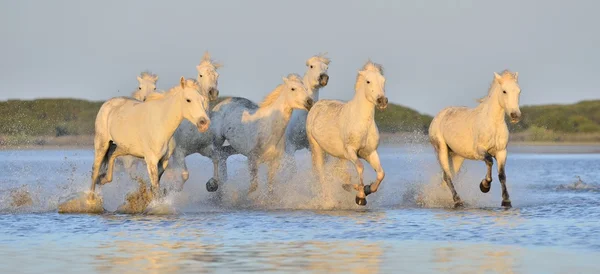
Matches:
[132,71,159,101]
[428,70,521,208]
[306,61,389,206]
[209,74,313,193]
[283,54,330,167]
[117,71,159,175]
[118,52,226,185]
[90,77,210,204]
[166,52,240,191]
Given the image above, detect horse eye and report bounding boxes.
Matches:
[291,88,296,91]
[366,81,371,84]
[138,87,142,90]
[199,74,203,78]
[310,65,313,69]
[186,99,191,103]
[154,88,156,90]
[503,90,507,94]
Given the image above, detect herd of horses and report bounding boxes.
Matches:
[58,52,522,213]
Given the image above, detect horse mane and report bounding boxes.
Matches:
[306,53,331,66]
[259,73,302,108]
[140,71,158,82]
[477,70,518,103]
[361,60,384,75]
[198,51,223,69]
[355,60,384,87]
[145,79,200,102]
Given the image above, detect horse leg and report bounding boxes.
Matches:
[144,158,162,200]
[206,145,223,192]
[437,144,463,208]
[343,148,366,206]
[495,150,512,208]
[100,146,126,185]
[90,138,111,192]
[308,134,325,185]
[267,157,282,193]
[248,158,259,194]
[361,150,385,198]
[171,148,188,191]
[479,154,493,193]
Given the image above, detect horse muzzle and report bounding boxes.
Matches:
[196,117,211,132]
[304,98,314,110]
[376,96,388,110]
[319,74,329,87]
[510,112,521,124]
[208,88,219,101]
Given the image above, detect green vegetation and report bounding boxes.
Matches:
[0,99,103,137]
[0,98,598,146]
[375,103,433,133]
[509,100,600,142]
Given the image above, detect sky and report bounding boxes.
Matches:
[1,0,598,115]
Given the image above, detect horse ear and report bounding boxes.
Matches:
[282,76,289,84]
[196,65,202,72]
[494,72,502,83]
[153,75,159,82]
[214,63,223,69]
[514,72,518,81]
[180,76,185,88]
[202,51,210,61]
[137,76,143,83]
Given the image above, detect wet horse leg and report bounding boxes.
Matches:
[437,144,463,208]
[479,153,493,193]
[344,147,366,205]
[144,157,162,200]
[361,150,385,198]
[100,145,127,185]
[90,139,110,192]
[495,150,512,208]
[267,157,282,193]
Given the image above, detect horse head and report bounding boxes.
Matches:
[357,61,388,110]
[196,51,222,101]
[493,70,521,123]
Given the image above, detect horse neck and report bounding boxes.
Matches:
[347,84,375,120]
[477,83,506,125]
[257,96,294,137]
[303,74,321,101]
[151,92,184,141]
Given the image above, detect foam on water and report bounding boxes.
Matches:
[0,141,598,215]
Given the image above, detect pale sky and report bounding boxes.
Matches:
[1,0,598,115]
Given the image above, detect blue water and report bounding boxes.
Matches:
[0,144,599,273]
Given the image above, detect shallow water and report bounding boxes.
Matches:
[0,144,599,273]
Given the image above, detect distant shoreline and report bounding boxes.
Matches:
[1,134,600,153]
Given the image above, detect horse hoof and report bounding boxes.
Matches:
[501,200,512,208]
[355,197,367,206]
[479,181,491,193]
[206,178,218,192]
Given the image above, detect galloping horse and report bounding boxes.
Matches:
[306,61,388,206]
[209,74,313,194]
[428,70,521,208]
[116,71,159,176]
[87,77,210,211]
